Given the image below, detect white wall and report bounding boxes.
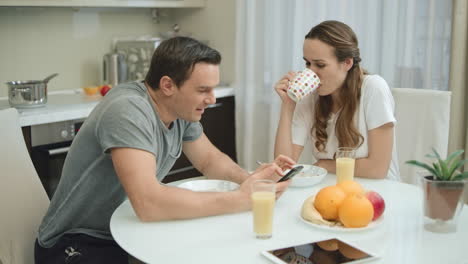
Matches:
[172,0,236,86]
[0,3,236,97]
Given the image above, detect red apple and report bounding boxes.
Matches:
[365,191,385,220]
[100,85,112,96]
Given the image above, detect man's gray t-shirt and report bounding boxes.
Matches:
[37,81,202,247]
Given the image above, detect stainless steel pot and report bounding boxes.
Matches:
[6,73,58,108]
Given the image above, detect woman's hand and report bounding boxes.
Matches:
[252,155,296,175]
[273,154,296,171]
[314,159,335,173]
[274,72,296,105]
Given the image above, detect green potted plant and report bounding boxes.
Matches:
[406,148,468,232]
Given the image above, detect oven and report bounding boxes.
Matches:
[29,119,84,199]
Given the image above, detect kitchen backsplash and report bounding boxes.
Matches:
[0,7,174,97]
[0,1,235,97]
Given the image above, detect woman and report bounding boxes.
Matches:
[274,20,399,180]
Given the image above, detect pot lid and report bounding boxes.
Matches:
[6,73,59,85]
[6,80,45,85]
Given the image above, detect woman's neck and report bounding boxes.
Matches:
[331,91,342,113]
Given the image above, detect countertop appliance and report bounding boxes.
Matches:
[103,53,127,87]
[114,38,161,82]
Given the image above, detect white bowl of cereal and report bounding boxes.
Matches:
[289,164,327,187]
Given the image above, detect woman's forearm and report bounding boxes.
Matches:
[274,103,296,158]
[354,158,388,179]
[315,158,388,179]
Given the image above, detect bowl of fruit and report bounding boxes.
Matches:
[300,180,385,231]
[82,84,112,96]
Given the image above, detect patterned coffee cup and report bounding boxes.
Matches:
[287,68,320,102]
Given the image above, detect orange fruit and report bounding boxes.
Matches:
[337,180,364,196]
[316,239,339,251]
[338,193,374,228]
[338,240,368,259]
[314,185,346,220]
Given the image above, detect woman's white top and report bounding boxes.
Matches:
[292,75,400,180]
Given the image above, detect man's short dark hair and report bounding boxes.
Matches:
[145,37,221,90]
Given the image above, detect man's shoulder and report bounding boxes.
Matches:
[173,118,202,131]
[114,81,146,93]
[103,81,145,102]
[101,83,151,112]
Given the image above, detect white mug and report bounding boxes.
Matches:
[287,68,320,102]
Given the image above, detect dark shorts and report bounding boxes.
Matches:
[35,233,129,264]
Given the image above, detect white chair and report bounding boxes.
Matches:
[391,88,451,185]
[0,108,50,264]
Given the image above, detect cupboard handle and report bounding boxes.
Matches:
[48,146,70,156]
[206,102,223,109]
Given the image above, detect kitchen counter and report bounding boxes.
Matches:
[0,87,234,127]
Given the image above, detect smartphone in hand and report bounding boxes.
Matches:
[277,166,304,182]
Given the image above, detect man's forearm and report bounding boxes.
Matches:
[136,185,250,222]
[202,151,250,184]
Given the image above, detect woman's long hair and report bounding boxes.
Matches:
[305,20,365,152]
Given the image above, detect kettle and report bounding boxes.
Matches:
[103,52,127,86]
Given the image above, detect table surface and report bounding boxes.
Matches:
[110,174,467,264]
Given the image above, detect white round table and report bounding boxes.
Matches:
[110,175,467,264]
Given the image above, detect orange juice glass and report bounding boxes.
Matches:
[251,179,276,239]
[336,147,356,184]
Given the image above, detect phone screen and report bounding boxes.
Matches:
[278,166,304,182]
[262,238,377,264]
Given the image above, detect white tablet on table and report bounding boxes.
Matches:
[261,238,378,264]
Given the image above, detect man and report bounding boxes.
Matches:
[35,37,294,263]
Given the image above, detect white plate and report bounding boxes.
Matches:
[178,179,239,192]
[299,213,384,232]
[289,164,327,187]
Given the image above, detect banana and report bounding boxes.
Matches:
[301,195,341,227]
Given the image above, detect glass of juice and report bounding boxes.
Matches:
[336,147,356,184]
[251,179,276,239]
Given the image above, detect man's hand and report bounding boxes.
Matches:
[240,163,291,202]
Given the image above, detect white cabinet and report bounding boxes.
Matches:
[0,0,205,8]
